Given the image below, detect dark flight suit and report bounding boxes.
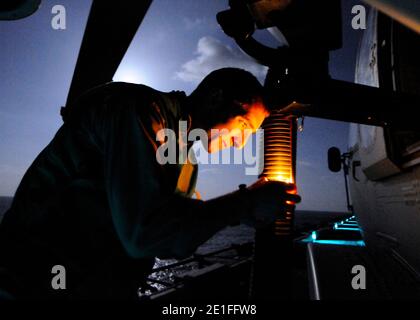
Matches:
[0,82,252,299]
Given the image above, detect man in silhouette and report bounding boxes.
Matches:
[0,68,299,299]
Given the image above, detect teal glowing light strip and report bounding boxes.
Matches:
[313,240,365,246]
[300,215,365,246]
[334,227,361,231]
[301,236,366,247]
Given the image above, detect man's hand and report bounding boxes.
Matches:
[243,179,301,227]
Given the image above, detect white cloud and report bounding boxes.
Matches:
[175,36,268,84]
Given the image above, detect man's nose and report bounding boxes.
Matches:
[233,133,249,149]
[240,130,253,148]
[232,137,241,148]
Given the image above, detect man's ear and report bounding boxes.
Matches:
[233,99,250,112]
[209,89,224,105]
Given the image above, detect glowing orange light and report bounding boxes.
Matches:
[260,112,297,236]
[261,114,295,184]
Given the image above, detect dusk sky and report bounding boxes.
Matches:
[0,0,363,212]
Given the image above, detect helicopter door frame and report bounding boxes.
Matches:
[378,12,420,172]
[353,8,420,182]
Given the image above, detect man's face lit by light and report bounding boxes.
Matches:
[206,100,269,153]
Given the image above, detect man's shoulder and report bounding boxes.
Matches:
[77,82,185,109]
[81,82,159,101]
[66,82,187,129]
[67,82,164,118]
